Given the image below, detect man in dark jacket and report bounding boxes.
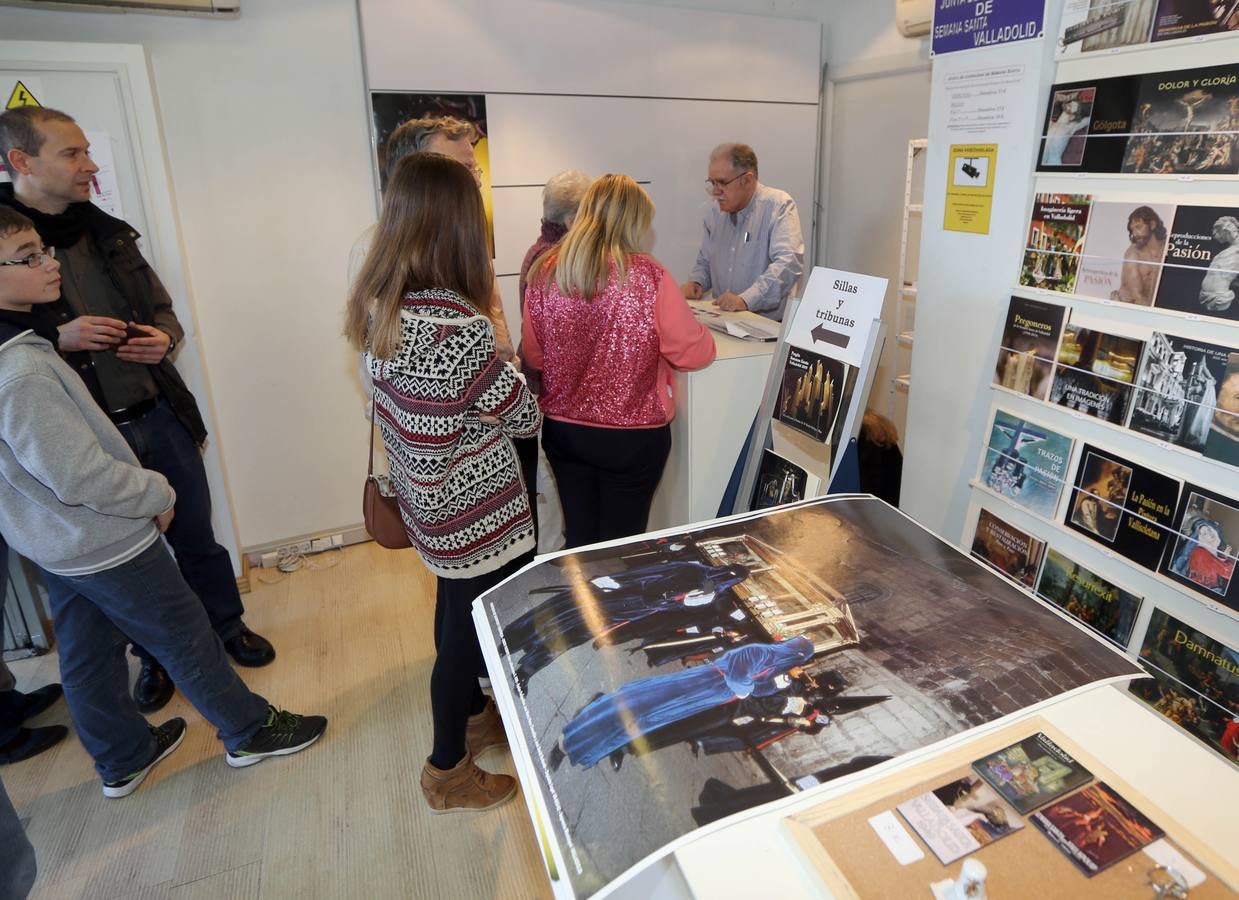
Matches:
[0,106,274,713]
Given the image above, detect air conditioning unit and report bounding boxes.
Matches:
[896,0,933,38]
[0,0,238,16]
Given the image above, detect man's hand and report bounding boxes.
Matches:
[156,507,175,533]
[713,291,748,312]
[58,315,127,352]
[115,323,172,364]
[681,281,704,300]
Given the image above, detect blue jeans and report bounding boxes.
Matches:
[115,400,246,660]
[40,541,269,782]
[0,776,36,900]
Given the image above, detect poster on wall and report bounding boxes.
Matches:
[368,92,494,247]
[1049,325,1144,425]
[1034,547,1142,647]
[1128,333,1232,453]
[1063,443,1181,571]
[83,131,124,221]
[1121,64,1239,175]
[993,295,1067,401]
[932,0,1045,55]
[1036,75,1139,173]
[476,497,1141,899]
[969,507,1046,587]
[1151,0,1239,42]
[1204,352,1239,466]
[1130,609,1238,766]
[1057,0,1239,53]
[1160,483,1239,613]
[1154,205,1239,321]
[978,408,1074,518]
[1058,0,1158,55]
[944,143,998,234]
[1019,193,1092,293]
[1076,201,1174,305]
[1037,64,1239,175]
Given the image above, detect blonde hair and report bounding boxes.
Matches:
[540,174,653,301]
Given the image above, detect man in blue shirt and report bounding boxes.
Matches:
[683,143,805,320]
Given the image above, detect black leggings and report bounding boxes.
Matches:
[430,551,534,769]
[541,418,671,550]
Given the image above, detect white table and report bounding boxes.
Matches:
[607,685,1239,899]
[647,322,776,531]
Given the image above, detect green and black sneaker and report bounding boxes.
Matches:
[225,706,327,769]
[102,717,187,799]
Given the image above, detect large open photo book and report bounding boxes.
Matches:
[472,496,1143,898]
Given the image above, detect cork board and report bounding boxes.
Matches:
[785,718,1237,899]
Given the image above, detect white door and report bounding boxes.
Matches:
[822,63,932,445]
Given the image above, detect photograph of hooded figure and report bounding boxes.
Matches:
[602,669,889,771]
[502,559,750,691]
[549,636,815,770]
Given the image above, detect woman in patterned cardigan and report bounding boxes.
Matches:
[346,152,540,814]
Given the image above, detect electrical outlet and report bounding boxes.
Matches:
[260,551,279,568]
[310,537,333,553]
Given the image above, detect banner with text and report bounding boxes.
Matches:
[785,267,887,368]
[933,0,1046,55]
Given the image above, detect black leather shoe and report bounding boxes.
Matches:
[18,683,63,721]
[223,626,275,668]
[134,661,175,714]
[0,725,68,765]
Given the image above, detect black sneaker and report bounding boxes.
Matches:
[102,718,186,799]
[225,706,326,769]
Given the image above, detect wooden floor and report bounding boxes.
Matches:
[4,543,552,900]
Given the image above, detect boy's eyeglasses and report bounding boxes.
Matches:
[0,247,56,269]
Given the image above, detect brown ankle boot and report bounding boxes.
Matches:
[466,698,508,760]
[420,752,516,814]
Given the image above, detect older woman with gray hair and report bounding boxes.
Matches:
[519,170,592,307]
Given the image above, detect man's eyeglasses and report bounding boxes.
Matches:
[705,171,749,192]
[0,246,55,269]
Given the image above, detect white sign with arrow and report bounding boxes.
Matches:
[785,267,888,367]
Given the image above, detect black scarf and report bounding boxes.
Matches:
[0,307,60,345]
[0,183,91,249]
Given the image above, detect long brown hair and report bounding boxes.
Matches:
[537,173,653,301]
[345,152,493,359]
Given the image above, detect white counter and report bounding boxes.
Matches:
[610,685,1239,899]
[647,326,776,531]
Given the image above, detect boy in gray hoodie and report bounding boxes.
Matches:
[0,207,326,798]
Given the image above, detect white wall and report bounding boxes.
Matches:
[0,0,376,550]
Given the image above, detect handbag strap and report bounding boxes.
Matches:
[368,393,377,478]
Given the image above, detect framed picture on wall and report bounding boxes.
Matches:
[369,92,495,249]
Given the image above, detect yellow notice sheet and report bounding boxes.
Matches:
[944,143,997,234]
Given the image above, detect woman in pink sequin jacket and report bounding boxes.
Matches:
[522,174,716,548]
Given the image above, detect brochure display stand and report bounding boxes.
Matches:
[730,267,887,515]
[952,14,1239,790]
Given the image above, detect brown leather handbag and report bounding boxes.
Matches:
[363,396,413,549]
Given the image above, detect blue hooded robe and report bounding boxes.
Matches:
[561,635,815,769]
